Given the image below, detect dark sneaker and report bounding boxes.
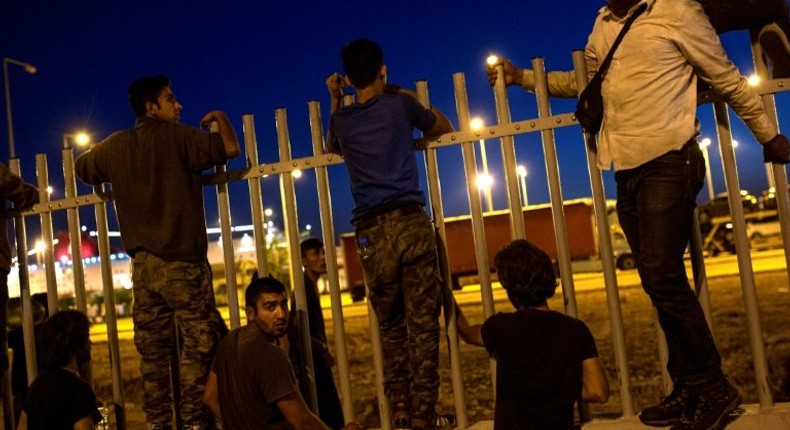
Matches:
[392,402,411,430]
[671,384,741,430]
[759,23,790,79]
[639,383,690,427]
[411,412,456,430]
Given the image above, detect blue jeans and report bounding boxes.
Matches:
[615,142,723,389]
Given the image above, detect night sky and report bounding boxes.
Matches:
[2,0,787,244]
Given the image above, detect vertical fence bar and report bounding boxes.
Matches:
[712,102,773,408]
[454,72,497,389]
[416,80,469,429]
[308,100,355,422]
[275,107,319,413]
[216,163,240,328]
[242,114,270,280]
[93,183,126,428]
[62,141,88,314]
[9,160,37,388]
[338,93,390,429]
[62,140,93,387]
[531,58,578,318]
[750,31,790,283]
[34,154,58,315]
[491,62,526,240]
[572,50,635,416]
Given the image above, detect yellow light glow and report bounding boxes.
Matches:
[470,117,484,131]
[517,165,528,177]
[46,186,53,195]
[74,132,91,146]
[476,173,493,190]
[700,138,712,148]
[264,208,273,217]
[486,55,499,66]
[293,169,303,178]
[747,74,760,87]
[35,240,47,252]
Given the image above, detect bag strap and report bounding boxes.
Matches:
[595,2,647,80]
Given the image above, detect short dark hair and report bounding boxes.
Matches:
[300,237,323,258]
[127,75,171,117]
[341,39,384,89]
[37,310,91,370]
[245,276,287,308]
[494,240,558,308]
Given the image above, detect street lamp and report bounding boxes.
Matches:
[471,117,493,212]
[4,58,37,159]
[699,138,715,201]
[63,131,92,149]
[475,172,494,210]
[517,165,529,207]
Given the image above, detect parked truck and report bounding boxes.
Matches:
[340,199,634,301]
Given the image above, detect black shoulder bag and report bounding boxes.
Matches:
[576,3,647,152]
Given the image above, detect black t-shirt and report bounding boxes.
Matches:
[23,368,101,429]
[482,308,599,430]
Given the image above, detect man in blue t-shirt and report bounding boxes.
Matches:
[457,240,610,430]
[325,39,454,430]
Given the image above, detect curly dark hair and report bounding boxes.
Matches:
[494,239,558,308]
[36,310,91,370]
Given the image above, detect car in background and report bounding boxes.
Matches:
[698,190,758,224]
[758,185,790,211]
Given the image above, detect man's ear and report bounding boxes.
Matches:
[380,64,387,82]
[146,101,158,116]
[245,306,255,321]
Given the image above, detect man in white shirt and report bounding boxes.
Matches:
[487,1,790,430]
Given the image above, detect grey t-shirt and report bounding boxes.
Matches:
[213,326,299,430]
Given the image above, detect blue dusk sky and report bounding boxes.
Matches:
[2,0,787,243]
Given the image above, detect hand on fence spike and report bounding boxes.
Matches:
[485,56,523,87]
[762,133,790,164]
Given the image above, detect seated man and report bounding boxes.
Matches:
[203,276,360,430]
[18,310,101,430]
[457,240,609,430]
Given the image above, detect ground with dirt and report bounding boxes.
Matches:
[84,270,790,429]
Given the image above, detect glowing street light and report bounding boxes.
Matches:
[516,165,529,207]
[476,173,494,195]
[292,169,303,179]
[699,138,715,201]
[747,74,760,87]
[4,57,37,159]
[264,208,273,217]
[486,55,499,66]
[63,131,92,149]
[471,117,493,212]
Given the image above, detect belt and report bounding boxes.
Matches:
[353,202,424,231]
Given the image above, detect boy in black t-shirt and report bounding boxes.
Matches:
[457,240,609,430]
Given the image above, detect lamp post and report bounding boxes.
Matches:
[4,58,37,159]
[471,117,494,212]
[63,132,91,149]
[517,165,529,207]
[699,138,715,202]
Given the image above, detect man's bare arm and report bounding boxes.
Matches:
[203,370,222,422]
[581,357,610,403]
[201,110,241,159]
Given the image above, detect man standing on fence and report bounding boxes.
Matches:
[75,75,240,430]
[325,39,454,430]
[0,163,38,406]
[487,0,790,429]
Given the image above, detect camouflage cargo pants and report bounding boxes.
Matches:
[355,206,442,418]
[132,251,219,427]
